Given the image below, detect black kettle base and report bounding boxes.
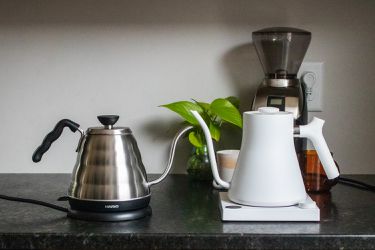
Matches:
[67,206,152,222]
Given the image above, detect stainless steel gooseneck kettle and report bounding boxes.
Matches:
[32,115,192,221]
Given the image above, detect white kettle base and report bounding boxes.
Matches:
[219,192,320,222]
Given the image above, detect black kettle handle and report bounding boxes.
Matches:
[32,119,80,163]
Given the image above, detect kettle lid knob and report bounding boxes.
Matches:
[97,115,119,128]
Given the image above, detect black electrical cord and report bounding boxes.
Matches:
[338,177,375,192]
[0,194,68,213]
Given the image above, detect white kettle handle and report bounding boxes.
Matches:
[297,117,340,179]
[191,111,230,189]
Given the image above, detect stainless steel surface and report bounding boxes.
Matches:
[68,194,151,202]
[75,128,85,152]
[68,117,193,201]
[264,78,299,88]
[68,130,150,201]
[148,126,193,186]
[77,128,85,135]
[87,127,132,135]
[252,79,305,120]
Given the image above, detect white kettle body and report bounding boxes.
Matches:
[229,110,305,206]
[191,107,339,207]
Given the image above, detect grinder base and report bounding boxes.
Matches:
[67,206,152,222]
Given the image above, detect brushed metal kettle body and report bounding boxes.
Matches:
[32,115,192,211]
[69,126,149,201]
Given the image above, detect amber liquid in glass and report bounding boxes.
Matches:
[301,150,339,192]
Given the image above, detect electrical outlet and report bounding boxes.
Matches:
[298,62,324,112]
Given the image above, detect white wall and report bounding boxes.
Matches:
[0,0,374,174]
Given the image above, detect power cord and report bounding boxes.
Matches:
[338,177,375,192]
[0,194,68,213]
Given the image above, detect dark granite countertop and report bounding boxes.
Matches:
[0,174,374,250]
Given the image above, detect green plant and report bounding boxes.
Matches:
[161,96,242,148]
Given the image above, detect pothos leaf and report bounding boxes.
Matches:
[160,101,203,125]
[210,98,242,128]
[192,100,212,123]
[196,102,210,113]
[188,131,204,148]
[209,121,221,142]
[225,96,240,109]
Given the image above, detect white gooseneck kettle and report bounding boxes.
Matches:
[191,107,339,207]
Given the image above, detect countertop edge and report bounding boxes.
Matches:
[1,233,375,250]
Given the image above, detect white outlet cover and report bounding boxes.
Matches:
[298,62,324,112]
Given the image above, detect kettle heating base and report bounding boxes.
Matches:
[219,192,319,222]
[67,206,152,222]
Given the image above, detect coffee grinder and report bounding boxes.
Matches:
[251,27,311,157]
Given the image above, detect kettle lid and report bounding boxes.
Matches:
[258,107,280,113]
[87,115,132,135]
[257,107,289,114]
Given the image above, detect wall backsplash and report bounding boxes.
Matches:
[0,0,374,174]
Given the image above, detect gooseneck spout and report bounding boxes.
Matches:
[147,125,193,187]
[191,111,230,189]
